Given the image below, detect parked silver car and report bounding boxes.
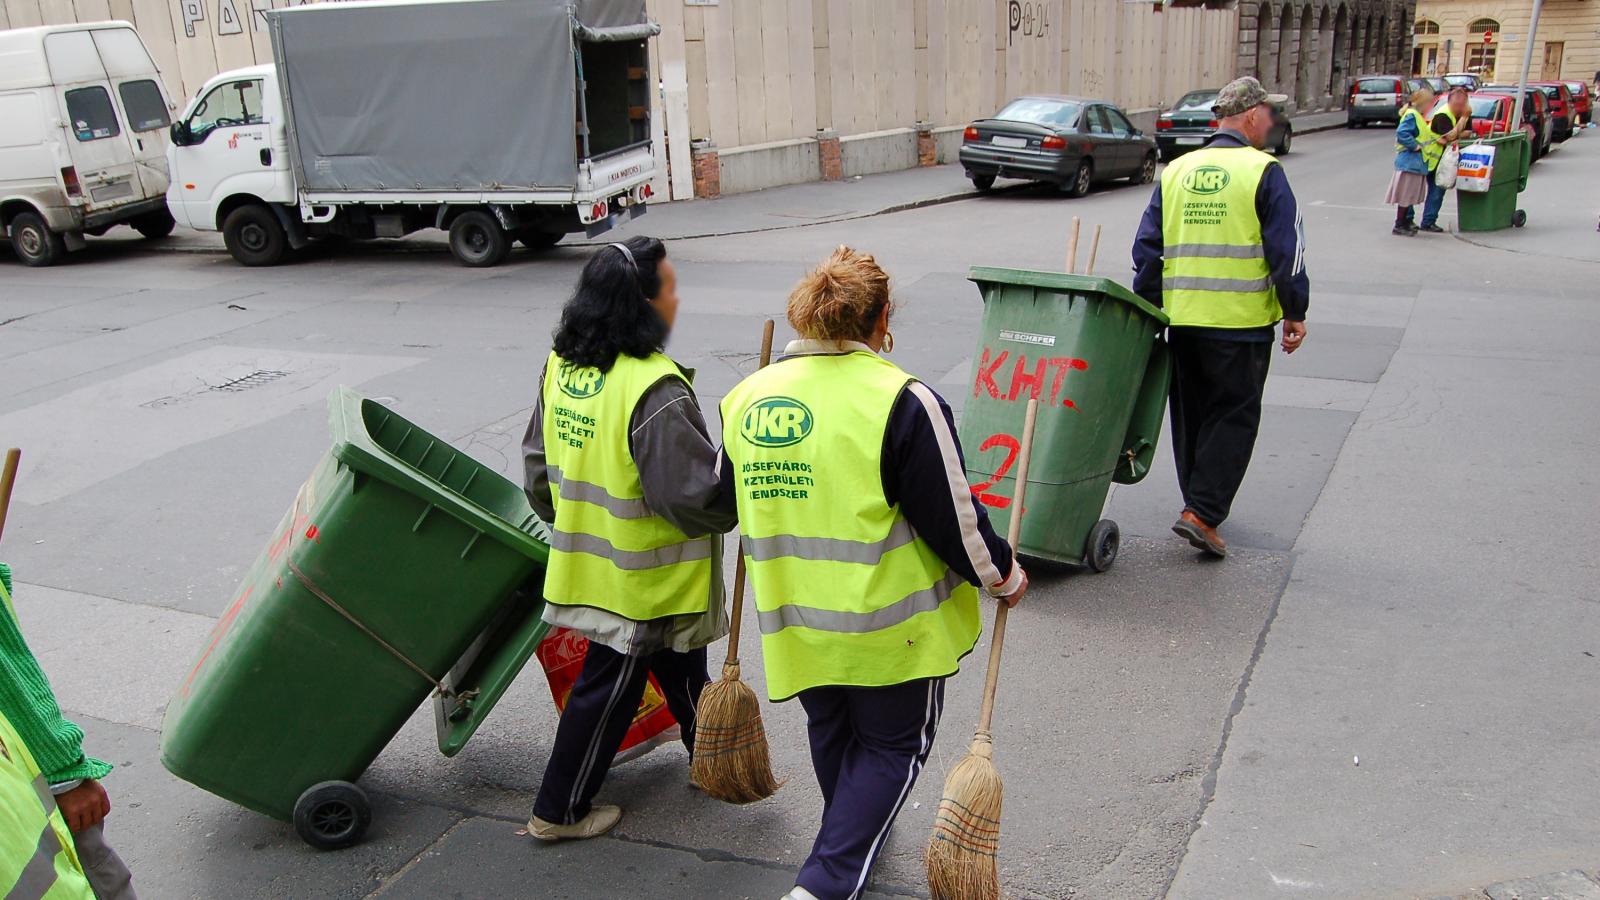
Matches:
[959,95,1159,197]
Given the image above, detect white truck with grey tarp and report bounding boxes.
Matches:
[166,0,658,267]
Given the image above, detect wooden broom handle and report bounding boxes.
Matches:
[975,399,1039,736]
[725,320,776,666]
[0,449,19,548]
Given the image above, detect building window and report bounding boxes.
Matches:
[1468,18,1500,34]
[1466,43,1497,76]
[1414,18,1440,35]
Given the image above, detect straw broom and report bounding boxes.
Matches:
[690,319,781,804]
[926,398,1041,900]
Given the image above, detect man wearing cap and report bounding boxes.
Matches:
[1131,76,1310,558]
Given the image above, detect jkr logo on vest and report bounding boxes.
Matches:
[1181,165,1231,194]
[557,365,606,399]
[740,397,814,448]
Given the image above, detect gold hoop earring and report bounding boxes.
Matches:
[883,331,894,353]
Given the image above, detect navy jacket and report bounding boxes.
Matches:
[1131,129,1310,337]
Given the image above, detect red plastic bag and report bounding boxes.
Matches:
[535,627,679,763]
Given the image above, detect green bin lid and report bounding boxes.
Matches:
[967,267,1169,327]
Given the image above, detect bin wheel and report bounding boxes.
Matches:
[293,781,371,850]
[1512,209,1527,228]
[1085,519,1120,573]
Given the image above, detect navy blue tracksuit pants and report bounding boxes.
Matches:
[532,642,709,825]
[795,678,947,900]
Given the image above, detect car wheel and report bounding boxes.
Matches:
[222,204,288,267]
[1062,159,1092,198]
[1346,116,1358,129]
[1133,152,1157,184]
[133,208,176,240]
[448,210,510,268]
[969,173,996,192]
[1275,126,1293,155]
[8,211,65,267]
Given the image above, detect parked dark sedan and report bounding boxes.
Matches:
[959,95,1158,197]
[1155,89,1292,162]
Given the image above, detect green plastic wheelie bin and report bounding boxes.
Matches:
[958,268,1170,570]
[161,387,553,849]
[1456,132,1530,231]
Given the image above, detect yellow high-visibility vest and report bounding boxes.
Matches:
[721,349,981,701]
[1159,145,1284,329]
[0,709,93,900]
[540,351,713,621]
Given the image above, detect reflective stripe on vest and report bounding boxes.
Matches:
[1159,145,1284,329]
[540,352,713,621]
[1424,107,1457,169]
[0,714,92,900]
[721,350,981,701]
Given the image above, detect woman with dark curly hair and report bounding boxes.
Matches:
[520,235,734,841]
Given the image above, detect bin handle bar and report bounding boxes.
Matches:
[286,557,470,701]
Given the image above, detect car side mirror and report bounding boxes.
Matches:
[170,121,192,146]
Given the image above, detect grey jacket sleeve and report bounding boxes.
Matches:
[629,376,737,537]
[521,370,555,523]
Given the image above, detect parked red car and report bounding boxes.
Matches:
[1530,82,1576,141]
[1476,86,1553,159]
[1562,80,1592,124]
[1462,92,1543,161]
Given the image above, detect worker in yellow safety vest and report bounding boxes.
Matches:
[0,706,94,900]
[1419,86,1473,232]
[719,246,1027,900]
[1131,76,1310,558]
[521,236,735,841]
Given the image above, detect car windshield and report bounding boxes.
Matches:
[1173,91,1218,113]
[1468,96,1501,118]
[1537,86,1560,99]
[1357,78,1397,93]
[1444,75,1474,86]
[1564,82,1587,94]
[994,99,1083,128]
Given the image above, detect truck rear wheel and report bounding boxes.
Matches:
[8,212,65,267]
[449,211,510,267]
[223,205,288,267]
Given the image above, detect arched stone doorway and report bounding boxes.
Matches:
[1255,3,1276,81]
[1276,5,1297,95]
[1331,5,1349,102]
[1296,6,1317,108]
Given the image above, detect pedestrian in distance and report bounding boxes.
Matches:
[718,247,1027,900]
[1389,86,1437,236]
[0,564,137,898]
[520,235,736,841]
[1131,75,1310,558]
[1419,87,1473,233]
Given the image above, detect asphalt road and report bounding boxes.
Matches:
[1,125,1596,900]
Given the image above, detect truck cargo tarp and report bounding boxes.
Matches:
[574,0,658,41]
[270,0,580,192]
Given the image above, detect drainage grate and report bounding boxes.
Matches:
[209,369,291,393]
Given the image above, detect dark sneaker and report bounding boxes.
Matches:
[1392,225,1415,236]
[1419,224,1445,233]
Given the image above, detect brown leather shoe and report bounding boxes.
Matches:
[1172,511,1227,558]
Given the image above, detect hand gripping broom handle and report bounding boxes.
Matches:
[0,449,20,548]
[725,320,776,668]
[974,399,1039,738]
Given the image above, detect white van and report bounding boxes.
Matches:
[0,22,176,266]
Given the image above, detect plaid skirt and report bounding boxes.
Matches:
[1386,170,1429,206]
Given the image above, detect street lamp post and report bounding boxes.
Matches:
[1512,0,1545,130]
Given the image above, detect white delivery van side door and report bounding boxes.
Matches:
[43,29,143,215]
[90,26,172,198]
[169,75,276,229]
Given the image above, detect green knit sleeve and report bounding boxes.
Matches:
[0,563,114,784]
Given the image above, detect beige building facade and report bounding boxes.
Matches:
[1411,0,1598,84]
[0,0,1242,199]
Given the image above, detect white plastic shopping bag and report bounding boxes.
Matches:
[1456,142,1495,192]
[1435,145,1460,189]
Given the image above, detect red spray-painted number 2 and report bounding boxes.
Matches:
[969,432,1022,509]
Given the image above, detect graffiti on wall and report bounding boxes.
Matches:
[1007,1,1052,45]
[178,0,333,39]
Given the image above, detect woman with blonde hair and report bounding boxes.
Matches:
[719,246,1027,900]
[1388,86,1437,235]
